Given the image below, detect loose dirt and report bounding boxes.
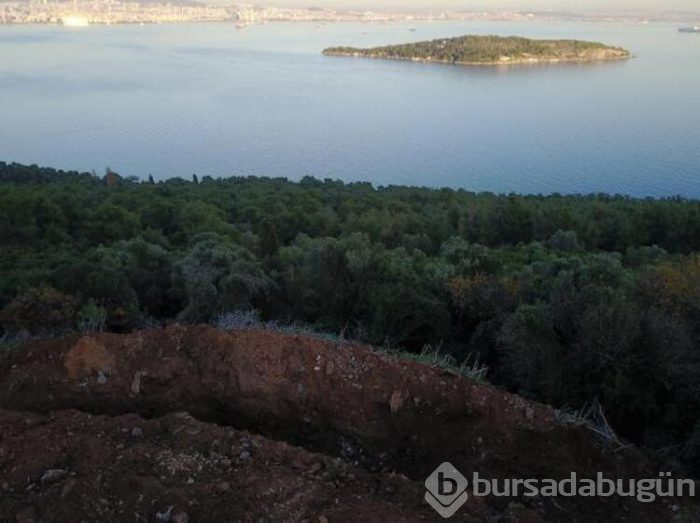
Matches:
[0,325,694,521]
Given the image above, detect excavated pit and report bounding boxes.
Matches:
[0,325,694,521]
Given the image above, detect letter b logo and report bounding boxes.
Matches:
[438,472,458,496]
[425,463,469,518]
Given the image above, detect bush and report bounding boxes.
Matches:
[0,287,79,335]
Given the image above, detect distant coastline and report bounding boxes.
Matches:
[323,35,631,67]
[1,3,699,27]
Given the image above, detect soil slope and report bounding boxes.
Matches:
[0,325,694,521]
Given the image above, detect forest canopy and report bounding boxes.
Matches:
[1,161,700,472]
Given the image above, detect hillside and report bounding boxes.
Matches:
[0,325,695,521]
[323,35,631,65]
[3,162,700,480]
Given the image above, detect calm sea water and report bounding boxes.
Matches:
[1,21,699,196]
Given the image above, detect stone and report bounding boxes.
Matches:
[131,371,142,394]
[389,390,407,413]
[40,469,67,484]
[156,506,174,522]
[97,370,108,384]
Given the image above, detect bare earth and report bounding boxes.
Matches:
[0,326,695,521]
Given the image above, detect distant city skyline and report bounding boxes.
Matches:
[264,1,700,12]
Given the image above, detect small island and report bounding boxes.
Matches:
[323,35,630,66]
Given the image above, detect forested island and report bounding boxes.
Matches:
[323,35,631,65]
[2,161,700,475]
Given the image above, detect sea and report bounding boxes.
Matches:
[1,20,699,197]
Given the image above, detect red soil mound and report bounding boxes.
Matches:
[0,325,694,521]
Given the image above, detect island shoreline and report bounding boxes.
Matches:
[322,50,632,66]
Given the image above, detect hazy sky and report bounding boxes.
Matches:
[267,1,698,12]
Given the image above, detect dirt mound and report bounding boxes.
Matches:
[0,326,694,521]
[0,409,438,522]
